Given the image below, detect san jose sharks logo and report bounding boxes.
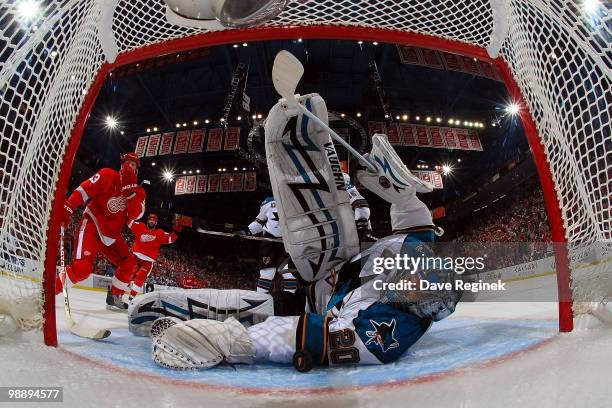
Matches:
[365,319,399,352]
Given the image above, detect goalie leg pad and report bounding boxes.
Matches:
[128,289,274,336]
[248,316,299,364]
[152,317,256,370]
[265,93,359,283]
[356,134,433,204]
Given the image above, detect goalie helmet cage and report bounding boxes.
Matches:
[0,1,609,346]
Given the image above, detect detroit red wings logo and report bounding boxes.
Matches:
[106,196,127,213]
[140,234,156,242]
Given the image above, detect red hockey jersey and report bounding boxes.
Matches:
[66,168,145,246]
[129,221,178,262]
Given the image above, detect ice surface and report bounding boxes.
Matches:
[1,273,611,407]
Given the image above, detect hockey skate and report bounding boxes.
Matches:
[106,287,128,312]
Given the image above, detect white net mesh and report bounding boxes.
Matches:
[0,0,610,335]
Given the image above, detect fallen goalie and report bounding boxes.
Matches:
[128,89,462,371]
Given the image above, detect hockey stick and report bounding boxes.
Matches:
[195,228,282,243]
[272,50,378,173]
[59,226,111,340]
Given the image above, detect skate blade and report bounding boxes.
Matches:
[105,305,128,313]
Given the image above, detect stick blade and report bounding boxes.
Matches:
[272,50,304,100]
[70,325,111,340]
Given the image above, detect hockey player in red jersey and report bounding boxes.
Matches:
[58,152,146,310]
[127,213,180,297]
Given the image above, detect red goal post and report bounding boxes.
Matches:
[41,25,573,346]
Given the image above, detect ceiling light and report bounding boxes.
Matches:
[506,103,520,115]
[18,0,39,20]
[105,116,118,129]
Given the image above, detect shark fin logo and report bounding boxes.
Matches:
[365,319,399,352]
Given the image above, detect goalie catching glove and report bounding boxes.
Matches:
[356,134,433,204]
[152,317,256,370]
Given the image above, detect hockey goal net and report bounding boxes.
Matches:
[0,0,610,345]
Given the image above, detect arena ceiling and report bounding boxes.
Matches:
[74,38,532,229]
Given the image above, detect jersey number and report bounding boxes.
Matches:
[329,329,360,364]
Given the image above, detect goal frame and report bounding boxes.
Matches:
[41,25,573,347]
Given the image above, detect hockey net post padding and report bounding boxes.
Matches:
[0,1,610,346]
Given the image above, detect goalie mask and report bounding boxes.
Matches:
[356,134,432,204]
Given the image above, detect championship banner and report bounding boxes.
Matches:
[208,174,220,193]
[146,134,161,157]
[432,171,444,189]
[441,127,458,149]
[467,129,483,151]
[374,122,481,151]
[196,175,207,193]
[420,170,432,185]
[460,55,481,76]
[397,45,502,82]
[244,172,256,191]
[135,136,148,157]
[414,124,431,147]
[479,62,500,81]
[454,128,470,150]
[174,176,186,195]
[231,173,244,192]
[207,128,223,151]
[441,52,463,72]
[428,126,445,148]
[186,175,196,194]
[219,174,231,192]
[368,121,387,137]
[400,124,417,146]
[159,132,174,155]
[173,130,190,154]
[386,123,402,145]
[396,45,421,65]
[188,129,205,153]
[411,170,444,189]
[224,127,240,150]
[420,48,443,69]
